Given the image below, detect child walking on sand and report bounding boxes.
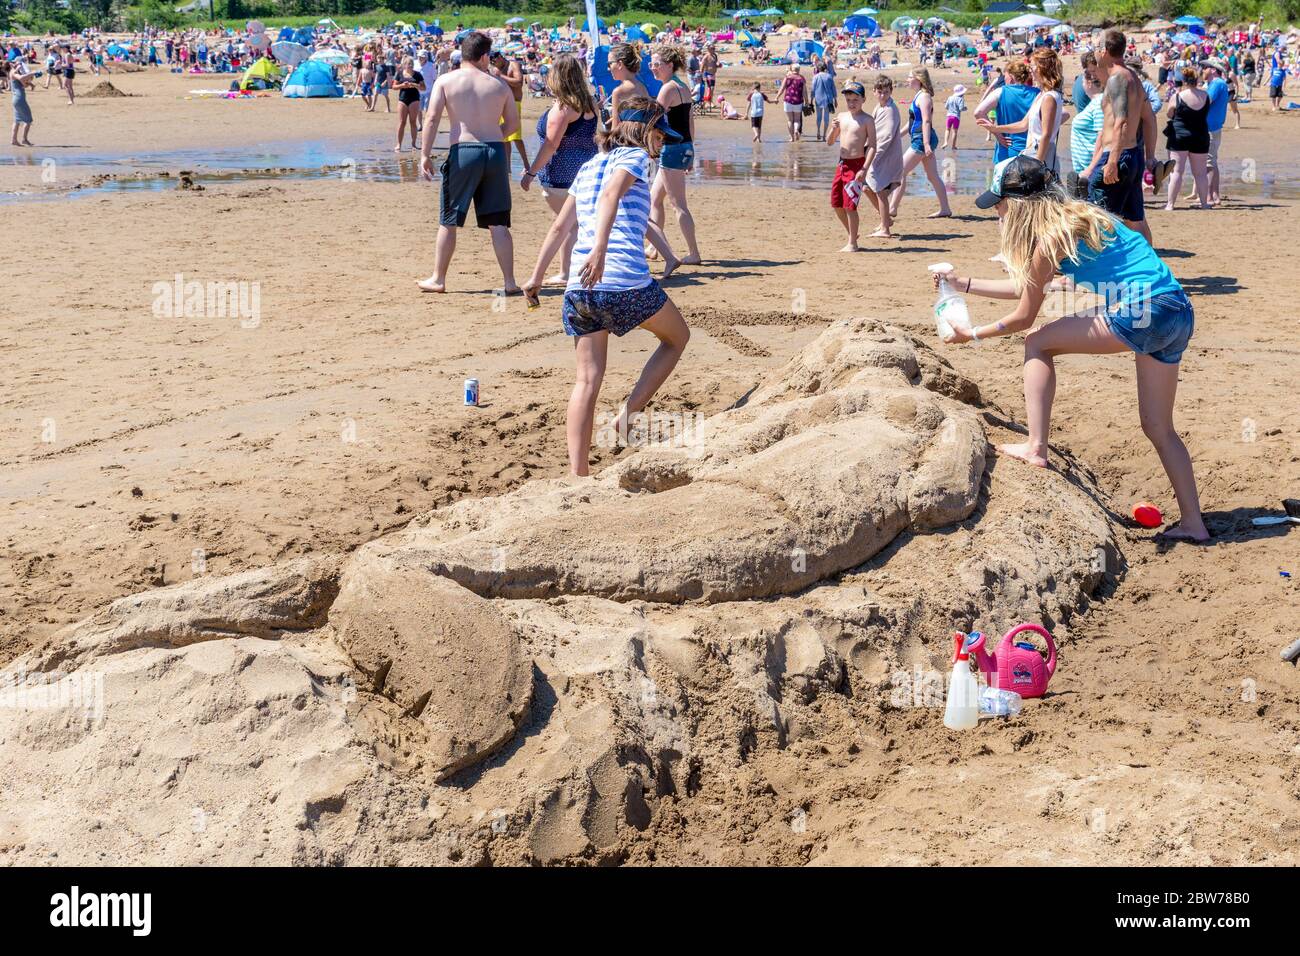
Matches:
[864,74,904,239]
[933,156,1209,543]
[522,97,691,476]
[943,84,966,149]
[827,80,878,252]
[745,82,770,142]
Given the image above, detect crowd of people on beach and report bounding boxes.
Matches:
[9,14,1290,542]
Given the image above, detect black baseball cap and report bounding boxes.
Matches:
[975,155,1058,209]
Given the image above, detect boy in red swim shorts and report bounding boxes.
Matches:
[826,81,878,252]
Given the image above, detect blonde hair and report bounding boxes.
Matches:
[655,44,686,72]
[999,184,1117,293]
[1006,60,1032,84]
[911,67,934,96]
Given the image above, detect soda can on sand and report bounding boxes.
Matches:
[464,378,479,407]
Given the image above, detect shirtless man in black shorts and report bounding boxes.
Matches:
[418,31,521,295]
[1082,29,1157,244]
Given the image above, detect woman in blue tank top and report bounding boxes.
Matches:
[888,67,952,220]
[975,59,1038,165]
[931,156,1209,544]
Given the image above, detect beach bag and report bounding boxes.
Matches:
[802,100,814,116]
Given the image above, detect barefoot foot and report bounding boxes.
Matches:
[996,442,1049,468]
[1154,520,1211,544]
[416,278,446,293]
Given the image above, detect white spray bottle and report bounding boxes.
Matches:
[944,632,980,731]
[928,262,971,341]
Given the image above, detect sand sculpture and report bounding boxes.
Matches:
[0,320,1115,864]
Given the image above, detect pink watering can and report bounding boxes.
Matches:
[967,623,1057,698]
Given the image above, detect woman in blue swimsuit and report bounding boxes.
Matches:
[520,54,601,287]
[889,67,952,220]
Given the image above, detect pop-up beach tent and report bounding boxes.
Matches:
[282,60,344,98]
[237,56,281,90]
[843,15,881,36]
[590,44,661,101]
[787,39,825,64]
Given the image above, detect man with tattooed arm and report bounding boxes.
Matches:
[1081,29,1157,243]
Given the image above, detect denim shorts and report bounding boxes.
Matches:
[1104,289,1194,364]
[659,142,694,171]
[562,281,668,337]
[909,128,939,153]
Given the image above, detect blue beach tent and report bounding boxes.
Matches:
[843,15,880,36]
[282,60,344,98]
[787,39,825,64]
[590,44,662,101]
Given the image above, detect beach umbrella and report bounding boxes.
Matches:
[890,16,917,31]
[310,48,350,65]
[852,7,878,14]
[1172,31,1201,45]
[1144,19,1175,32]
[506,17,525,25]
[761,8,784,15]
[270,41,311,67]
[640,23,659,35]
[1050,24,1072,35]
[733,9,762,18]
[1173,16,1204,26]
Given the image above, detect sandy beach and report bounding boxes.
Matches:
[2,49,1299,866]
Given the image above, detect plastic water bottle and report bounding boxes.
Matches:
[979,685,1023,717]
[928,262,971,340]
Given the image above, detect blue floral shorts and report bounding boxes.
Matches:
[561,280,668,337]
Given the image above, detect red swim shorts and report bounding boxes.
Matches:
[830,156,866,209]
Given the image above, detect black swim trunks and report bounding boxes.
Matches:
[1088,143,1145,223]
[439,141,511,229]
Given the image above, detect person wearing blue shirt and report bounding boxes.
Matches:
[975,59,1036,165]
[936,155,1209,544]
[1071,51,1095,110]
[1202,65,1229,204]
[1268,51,1286,110]
[811,61,837,141]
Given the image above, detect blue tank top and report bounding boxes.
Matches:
[909,95,924,134]
[535,108,599,190]
[1058,220,1182,307]
[994,83,1038,163]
